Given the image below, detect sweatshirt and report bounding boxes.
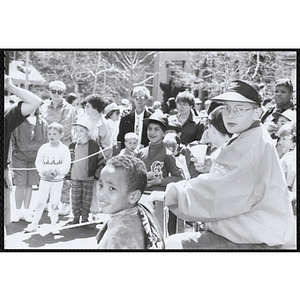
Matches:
[35,141,71,182]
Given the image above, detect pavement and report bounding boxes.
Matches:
[5,186,106,250]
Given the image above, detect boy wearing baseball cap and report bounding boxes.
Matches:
[67,117,101,225]
[165,80,295,249]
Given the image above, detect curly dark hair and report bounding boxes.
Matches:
[86,94,108,113]
[106,155,147,194]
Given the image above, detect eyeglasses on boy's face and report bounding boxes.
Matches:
[222,105,254,117]
[51,89,63,95]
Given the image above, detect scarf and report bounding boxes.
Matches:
[96,203,165,250]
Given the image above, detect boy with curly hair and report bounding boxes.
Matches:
[96,155,164,249]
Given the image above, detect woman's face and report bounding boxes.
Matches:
[177,101,191,117]
[86,102,98,117]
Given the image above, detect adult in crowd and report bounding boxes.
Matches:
[168,91,205,145]
[260,78,295,128]
[40,80,77,216]
[117,86,152,149]
[11,107,48,222]
[67,92,80,111]
[104,102,122,143]
[4,75,44,228]
[85,94,114,221]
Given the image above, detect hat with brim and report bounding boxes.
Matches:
[272,109,296,122]
[73,116,91,131]
[143,111,168,131]
[104,102,122,116]
[211,80,261,105]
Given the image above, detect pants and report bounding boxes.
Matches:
[60,178,71,205]
[71,179,94,220]
[32,179,63,226]
[166,231,283,250]
[90,179,100,213]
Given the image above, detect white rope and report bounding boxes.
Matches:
[10,143,116,171]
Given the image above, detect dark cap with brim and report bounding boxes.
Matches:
[143,111,168,131]
[211,80,261,105]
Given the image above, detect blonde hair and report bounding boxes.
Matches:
[124,132,139,142]
[49,81,66,92]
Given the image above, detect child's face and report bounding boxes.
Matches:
[125,138,138,152]
[222,101,258,134]
[147,123,165,144]
[277,116,290,129]
[279,134,294,154]
[97,165,134,214]
[76,125,89,141]
[48,128,63,146]
[274,86,292,107]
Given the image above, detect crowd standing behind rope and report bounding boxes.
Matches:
[5,75,296,249]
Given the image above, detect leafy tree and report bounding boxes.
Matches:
[9,50,158,104]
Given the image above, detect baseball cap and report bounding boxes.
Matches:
[272,109,296,122]
[73,116,91,131]
[211,80,261,105]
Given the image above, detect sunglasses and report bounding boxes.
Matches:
[51,89,63,95]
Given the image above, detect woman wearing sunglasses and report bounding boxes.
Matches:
[40,80,77,216]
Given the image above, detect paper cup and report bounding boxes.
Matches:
[189,144,208,161]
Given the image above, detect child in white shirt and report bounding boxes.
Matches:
[25,122,71,235]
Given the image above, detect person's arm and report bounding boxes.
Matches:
[5,75,43,117]
[160,154,184,186]
[165,146,257,222]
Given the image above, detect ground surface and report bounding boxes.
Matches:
[5,186,105,250]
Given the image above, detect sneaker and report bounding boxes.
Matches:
[66,218,80,226]
[24,223,38,233]
[50,227,60,235]
[11,210,22,222]
[59,203,71,216]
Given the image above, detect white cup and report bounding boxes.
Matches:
[189,144,208,162]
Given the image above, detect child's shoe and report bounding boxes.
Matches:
[50,225,60,235]
[11,209,22,222]
[66,218,80,226]
[24,223,38,233]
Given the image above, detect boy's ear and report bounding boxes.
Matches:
[253,107,263,120]
[129,190,142,204]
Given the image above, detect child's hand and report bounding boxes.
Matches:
[147,172,161,187]
[266,122,278,134]
[147,177,161,187]
[191,156,212,173]
[147,171,155,181]
[44,170,55,180]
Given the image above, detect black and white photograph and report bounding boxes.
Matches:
[2,50,297,251]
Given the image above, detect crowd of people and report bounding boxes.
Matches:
[4,74,297,250]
